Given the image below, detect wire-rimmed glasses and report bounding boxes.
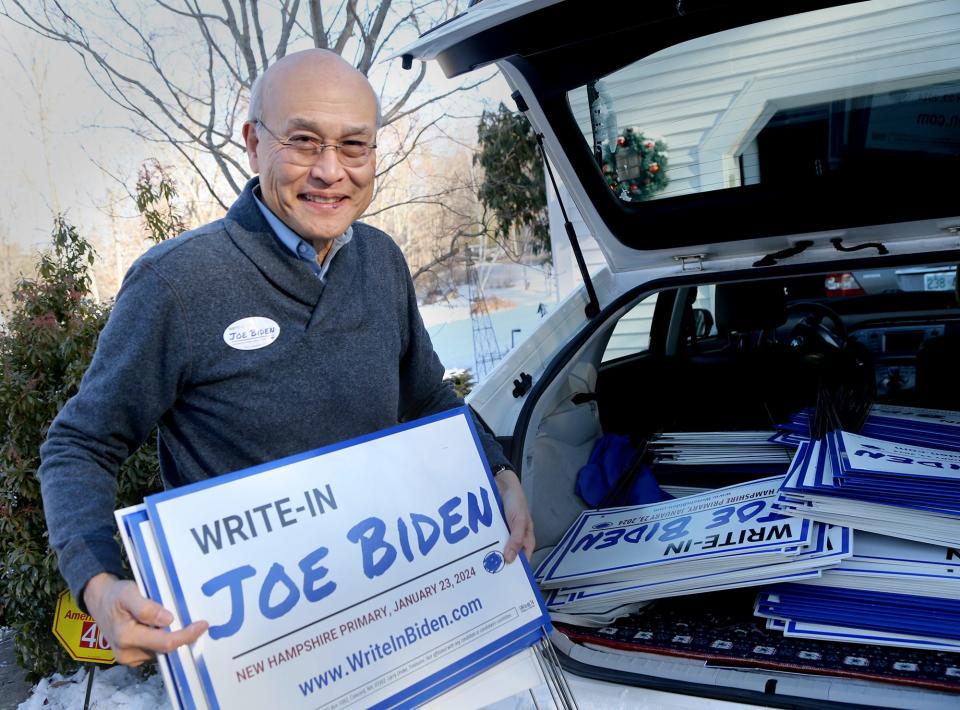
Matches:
[255,120,376,168]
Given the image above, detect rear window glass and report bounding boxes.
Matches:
[566,3,960,205]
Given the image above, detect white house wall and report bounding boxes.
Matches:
[544,0,960,273]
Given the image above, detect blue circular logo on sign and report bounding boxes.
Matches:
[483,551,505,574]
[592,522,613,530]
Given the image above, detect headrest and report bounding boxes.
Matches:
[715,281,787,335]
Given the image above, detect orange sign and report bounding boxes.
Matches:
[51,590,115,664]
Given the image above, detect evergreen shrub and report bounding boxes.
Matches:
[0,217,162,679]
[443,368,475,399]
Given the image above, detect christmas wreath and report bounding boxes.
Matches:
[601,127,669,202]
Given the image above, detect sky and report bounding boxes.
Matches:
[0,2,512,253]
[0,24,134,249]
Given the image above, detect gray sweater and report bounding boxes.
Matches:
[38,179,509,603]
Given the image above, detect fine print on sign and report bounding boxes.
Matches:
[51,590,115,665]
[121,408,551,710]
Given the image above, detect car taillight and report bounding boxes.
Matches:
[824,272,864,297]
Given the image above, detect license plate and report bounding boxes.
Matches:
[923,271,957,291]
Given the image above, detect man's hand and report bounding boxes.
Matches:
[83,572,208,667]
[494,469,535,563]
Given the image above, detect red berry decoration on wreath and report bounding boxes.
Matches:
[601,127,669,202]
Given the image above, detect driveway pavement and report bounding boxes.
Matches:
[0,628,33,709]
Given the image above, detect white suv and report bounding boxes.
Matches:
[401,2,960,708]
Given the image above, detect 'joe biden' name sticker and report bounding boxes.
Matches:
[223,317,280,350]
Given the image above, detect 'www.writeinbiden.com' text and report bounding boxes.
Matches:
[298,598,484,697]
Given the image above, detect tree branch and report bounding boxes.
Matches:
[307,0,328,48]
[249,0,269,68]
[220,0,257,81]
[385,72,495,126]
[275,0,300,58]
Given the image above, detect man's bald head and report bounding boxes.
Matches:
[247,49,382,128]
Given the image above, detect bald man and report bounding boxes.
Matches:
[38,49,534,666]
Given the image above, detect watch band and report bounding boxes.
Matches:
[490,463,512,477]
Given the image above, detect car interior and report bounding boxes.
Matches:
[405,1,960,705]
[516,260,960,708]
[597,264,960,439]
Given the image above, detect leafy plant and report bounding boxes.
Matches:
[443,369,475,399]
[0,182,174,677]
[136,160,187,244]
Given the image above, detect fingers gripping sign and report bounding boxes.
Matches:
[82,573,208,666]
[494,469,535,563]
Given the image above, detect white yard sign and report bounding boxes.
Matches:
[837,431,960,481]
[142,409,549,710]
[537,476,811,587]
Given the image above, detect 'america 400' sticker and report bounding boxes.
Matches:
[223,316,280,350]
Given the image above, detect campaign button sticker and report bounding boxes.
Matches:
[223,317,280,350]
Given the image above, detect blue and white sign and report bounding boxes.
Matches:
[777,433,960,546]
[836,430,960,482]
[755,583,960,644]
[139,409,549,710]
[117,505,209,710]
[537,477,812,587]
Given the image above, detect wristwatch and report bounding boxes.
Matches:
[490,463,513,478]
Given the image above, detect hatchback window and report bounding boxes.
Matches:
[567,15,960,206]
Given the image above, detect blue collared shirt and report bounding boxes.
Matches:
[254,192,353,281]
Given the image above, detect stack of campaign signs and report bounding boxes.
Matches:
[798,531,960,600]
[756,581,960,653]
[774,404,960,451]
[776,430,960,547]
[535,477,851,621]
[758,404,960,652]
[115,409,566,710]
[650,431,793,467]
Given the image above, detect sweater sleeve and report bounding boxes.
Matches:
[394,254,511,473]
[38,260,191,605]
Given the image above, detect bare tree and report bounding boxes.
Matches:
[0,230,39,314]
[5,46,60,215]
[370,139,497,295]
[0,0,491,213]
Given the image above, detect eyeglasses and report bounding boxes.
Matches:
[255,120,376,168]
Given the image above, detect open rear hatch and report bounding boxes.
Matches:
[399,2,960,707]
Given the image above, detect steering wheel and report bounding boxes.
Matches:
[785,301,847,354]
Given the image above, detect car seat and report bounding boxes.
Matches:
[677,281,817,429]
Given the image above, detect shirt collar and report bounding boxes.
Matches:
[253,190,353,280]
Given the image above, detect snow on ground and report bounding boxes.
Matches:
[423,266,557,374]
[18,665,170,710]
[15,662,619,709]
[17,663,756,709]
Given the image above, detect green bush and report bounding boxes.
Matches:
[0,217,162,680]
[443,368,475,398]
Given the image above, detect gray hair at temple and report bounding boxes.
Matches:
[246,70,383,129]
